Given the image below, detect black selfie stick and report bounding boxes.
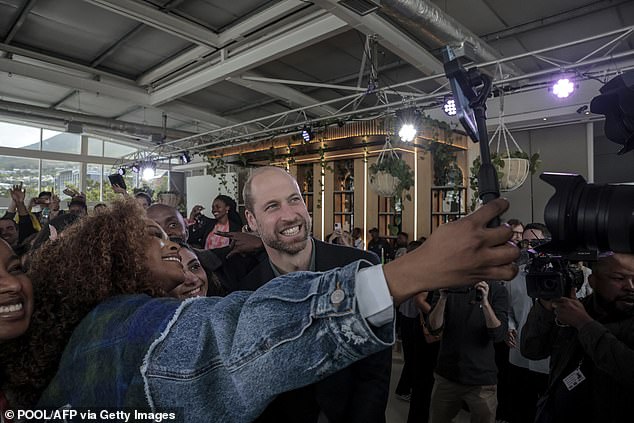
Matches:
[443,47,500,228]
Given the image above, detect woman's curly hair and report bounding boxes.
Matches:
[0,198,159,407]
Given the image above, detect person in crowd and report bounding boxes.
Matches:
[0,238,33,343]
[0,218,18,251]
[394,232,409,259]
[238,166,389,423]
[1,185,38,252]
[521,252,634,423]
[68,198,88,217]
[146,204,262,293]
[134,192,152,209]
[506,218,524,245]
[367,227,393,262]
[93,203,108,214]
[352,227,363,249]
[428,277,508,423]
[188,195,243,250]
[2,197,517,419]
[29,213,81,253]
[326,228,353,247]
[504,223,551,423]
[166,243,217,299]
[0,237,34,418]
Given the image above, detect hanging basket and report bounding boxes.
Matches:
[157,192,181,207]
[369,170,400,197]
[499,158,529,192]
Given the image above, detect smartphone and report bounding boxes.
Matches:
[108,174,127,190]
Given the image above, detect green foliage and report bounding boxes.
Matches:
[369,153,414,202]
[469,151,541,211]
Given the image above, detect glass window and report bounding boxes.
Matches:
[104,141,137,158]
[103,166,136,203]
[41,160,80,201]
[87,137,103,157]
[0,155,40,199]
[42,130,81,154]
[137,170,168,200]
[0,122,40,150]
[86,164,103,203]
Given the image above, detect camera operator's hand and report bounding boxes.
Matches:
[551,298,593,329]
[506,329,518,348]
[474,281,490,303]
[383,198,519,304]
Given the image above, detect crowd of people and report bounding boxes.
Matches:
[0,166,632,423]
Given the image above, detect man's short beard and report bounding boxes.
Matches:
[261,218,312,256]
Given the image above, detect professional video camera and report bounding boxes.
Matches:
[444,45,634,299]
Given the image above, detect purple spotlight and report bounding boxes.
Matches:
[552,78,574,98]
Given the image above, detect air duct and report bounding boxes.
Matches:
[0,100,192,141]
[379,0,521,77]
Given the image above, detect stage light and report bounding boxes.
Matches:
[396,107,421,142]
[398,124,417,142]
[301,126,313,143]
[131,162,140,173]
[141,163,156,181]
[443,98,457,116]
[180,151,192,164]
[552,78,575,98]
[117,167,126,176]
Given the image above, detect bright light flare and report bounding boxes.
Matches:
[399,124,417,142]
[552,78,574,98]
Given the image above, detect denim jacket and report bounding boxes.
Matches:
[38,260,394,422]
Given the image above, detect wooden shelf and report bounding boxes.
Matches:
[431,186,467,232]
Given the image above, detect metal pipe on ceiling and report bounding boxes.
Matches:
[0,99,193,140]
[379,0,522,77]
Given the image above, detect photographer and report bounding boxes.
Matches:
[521,253,634,423]
[427,279,508,423]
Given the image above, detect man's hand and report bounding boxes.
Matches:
[189,205,204,222]
[475,281,490,304]
[506,328,518,348]
[384,198,519,304]
[10,184,26,204]
[112,184,128,196]
[552,297,593,329]
[216,231,264,258]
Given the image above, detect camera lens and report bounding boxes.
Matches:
[541,173,634,253]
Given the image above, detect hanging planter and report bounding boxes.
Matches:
[368,136,414,201]
[157,191,181,207]
[369,170,400,197]
[499,157,529,191]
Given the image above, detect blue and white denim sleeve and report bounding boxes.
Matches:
[355,265,394,327]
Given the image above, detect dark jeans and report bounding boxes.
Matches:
[507,364,549,423]
[396,315,419,395]
[407,326,440,423]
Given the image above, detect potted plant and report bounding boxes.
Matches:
[368,148,415,202]
[469,151,540,211]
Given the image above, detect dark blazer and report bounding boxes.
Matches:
[239,239,391,423]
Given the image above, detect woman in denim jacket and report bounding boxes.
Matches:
[7,198,518,421]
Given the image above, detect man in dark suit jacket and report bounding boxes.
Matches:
[239,166,391,423]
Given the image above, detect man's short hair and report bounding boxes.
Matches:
[134,192,152,206]
[397,231,408,238]
[38,191,52,198]
[0,217,17,229]
[369,227,379,234]
[243,166,293,213]
[524,223,551,238]
[69,199,87,211]
[507,218,523,227]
